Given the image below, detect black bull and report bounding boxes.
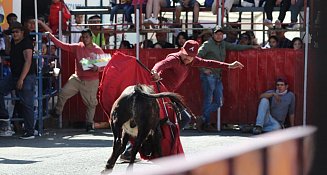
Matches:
[104,84,192,171]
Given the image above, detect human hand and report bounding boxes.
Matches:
[228,61,244,69]
[16,79,24,90]
[91,64,99,72]
[151,70,161,82]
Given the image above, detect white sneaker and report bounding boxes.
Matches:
[0,129,15,137]
[149,17,159,25]
[263,19,273,28]
[143,18,150,23]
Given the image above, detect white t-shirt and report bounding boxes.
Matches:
[70,24,84,43]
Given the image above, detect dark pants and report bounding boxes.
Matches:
[264,0,291,22]
[0,75,36,135]
[110,4,134,23]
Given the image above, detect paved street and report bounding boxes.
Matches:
[0,128,254,175]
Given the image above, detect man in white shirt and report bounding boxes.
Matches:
[70,14,84,43]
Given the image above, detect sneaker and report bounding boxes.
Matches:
[286,23,299,30]
[49,109,60,118]
[252,125,263,135]
[20,133,35,139]
[148,17,159,25]
[86,123,95,132]
[263,19,273,28]
[0,129,15,137]
[275,20,282,29]
[240,124,254,133]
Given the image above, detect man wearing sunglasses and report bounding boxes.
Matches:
[252,77,295,135]
[0,22,36,139]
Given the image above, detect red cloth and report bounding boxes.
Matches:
[98,51,184,158]
[49,1,71,34]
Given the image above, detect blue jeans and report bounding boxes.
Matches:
[255,98,281,132]
[110,4,134,23]
[200,73,223,124]
[290,0,305,22]
[0,75,36,134]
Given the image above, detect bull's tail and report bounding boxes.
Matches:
[134,85,186,109]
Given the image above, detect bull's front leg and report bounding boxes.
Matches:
[105,125,123,170]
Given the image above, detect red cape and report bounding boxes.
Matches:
[98,52,184,158]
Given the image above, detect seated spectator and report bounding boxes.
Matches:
[88,15,109,47]
[153,42,163,48]
[238,32,251,45]
[241,0,267,7]
[144,0,171,25]
[210,0,236,15]
[109,0,134,30]
[287,0,307,29]
[154,31,175,48]
[262,27,277,48]
[48,0,71,34]
[224,25,239,44]
[245,30,259,45]
[174,0,200,28]
[263,0,291,29]
[141,39,154,48]
[276,27,292,48]
[291,37,303,50]
[267,35,279,48]
[175,31,188,48]
[252,77,295,134]
[198,29,212,44]
[71,15,84,43]
[119,40,133,49]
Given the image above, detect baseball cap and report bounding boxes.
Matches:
[213,25,224,33]
[181,40,199,57]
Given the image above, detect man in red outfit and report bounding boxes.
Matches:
[48,0,71,34]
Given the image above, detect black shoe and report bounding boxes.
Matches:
[240,124,254,133]
[49,109,60,118]
[86,123,95,132]
[20,133,35,139]
[252,125,263,135]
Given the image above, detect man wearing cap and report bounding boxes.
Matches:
[151,39,244,92]
[252,77,295,134]
[197,25,259,132]
[47,28,104,132]
[0,22,36,139]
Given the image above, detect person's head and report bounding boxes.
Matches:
[153,43,163,49]
[119,40,132,49]
[88,15,101,30]
[6,13,17,26]
[81,28,93,46]
[49,41,57,55]
[52,0,61,3]
[268,36,279,48]
[225,26,238,43]
[24,16,36,32]
[11,22,25,42]
[199,29,212,43]
[75,15,84,24]
[268,28,277,38]
[212,25,224,43]
[176,31,188,48]
[292,37,303,50]
[245,30,257,45]
[239,33,251,45]
[155,32,167,43]
[275,77,288,93]
[180,40,199,65]
[142,39,153,48]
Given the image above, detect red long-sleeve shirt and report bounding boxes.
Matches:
[50,35,104,81]
[48,1,71,34]
[152,51,229,92]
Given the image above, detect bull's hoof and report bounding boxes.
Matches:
[100,168,112,175]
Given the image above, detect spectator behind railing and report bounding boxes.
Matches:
[70,15,84,43]
[48,0,71,34]
[154,31,175,48]
[87,15,109,48]
[238,32,251,45]
[141,39,154,48]
[3,13,17,35]
[109,0,134,30]
[119,40,133,49]
[263,0,291,29]
[175,31,188,48]
[287,0,307,29]
[144,0,170,27]
[174,0,200,28]
[291,37,303,50]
